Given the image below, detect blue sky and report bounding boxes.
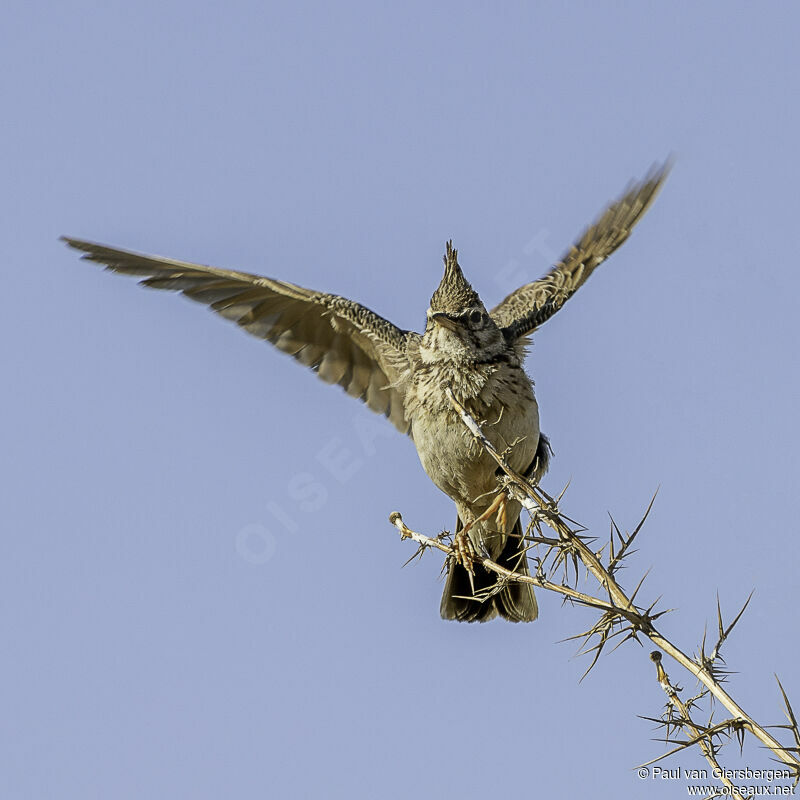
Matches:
[3,2,799,797]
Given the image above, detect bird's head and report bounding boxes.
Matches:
[420,241,506,363]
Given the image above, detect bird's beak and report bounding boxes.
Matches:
[430,312,459,331]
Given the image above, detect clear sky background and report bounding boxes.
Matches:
[3,2,799,798]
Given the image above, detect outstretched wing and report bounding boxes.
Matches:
[63,237,412,433]
[491,161,670,340]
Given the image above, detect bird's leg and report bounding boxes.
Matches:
[473,491,509,531]
[494,492,508,532]
[453,491,509,583]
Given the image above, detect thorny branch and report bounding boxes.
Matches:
[386,387,800,790]
[644,650,743,795]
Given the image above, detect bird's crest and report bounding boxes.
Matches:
[429,241,482,313]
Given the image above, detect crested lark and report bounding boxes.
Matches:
[63,163,668,622]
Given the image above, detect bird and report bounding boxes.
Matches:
[63,162,668,623]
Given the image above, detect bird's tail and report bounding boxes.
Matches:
[439,518,538,623]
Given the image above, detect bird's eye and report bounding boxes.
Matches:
[468,310,484,325]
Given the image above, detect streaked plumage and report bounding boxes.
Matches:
[63,162,668,622]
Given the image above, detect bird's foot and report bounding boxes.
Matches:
[477,491,509,531]
[452,526,477,577]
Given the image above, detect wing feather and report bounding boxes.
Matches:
[63,237,412,434]
[492,161,670,339]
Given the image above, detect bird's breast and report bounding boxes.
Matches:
[408,361,540,510]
